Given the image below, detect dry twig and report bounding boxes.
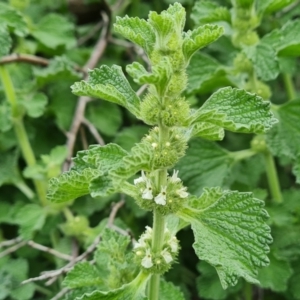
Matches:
[82,118,105,146]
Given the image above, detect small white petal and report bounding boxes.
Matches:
[134,170,147,185]
[142,181,153,199]
[169,238,178,253]
[154,186,167,205]
[170,170,181,183]
[161,249,173,263]
[134,239,146,249]
[141,250,153,268]
[176,187,188,198]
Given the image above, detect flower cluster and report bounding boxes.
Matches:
[134,226,180,274]
[134,169,189,214]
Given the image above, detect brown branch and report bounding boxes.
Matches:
[0,236,22,248]
[79,126,89,150]
[82,118,105,145]
[0,54,49,66]
[77,21,103,46]
[64,11,110,171]
[50,287,70,300]
[0,241,26,258]
[107,198,125,227]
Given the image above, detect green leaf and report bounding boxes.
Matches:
[63,262,103,289]
[261,20,300,56]
[0,3,28,37]
[19,92,48,118]
[175,139,234,195]
[75,272,149,300]
[159,280,185,300]
[243,43,280,81]
[0,101,12,132]
[186,52,228,95]
[177,189,272,289]
[257,252,293,292]
[148,11,174,41]
[0,25,11,57]
[191,1,231,25]
[196,261,240,300]
[190,122,225,141]
[47,168,100,203]
[47,144,128,203]
[33,56,82,87]
[31,13,75,50]
[71,65,141,118]
[86,102,122,137]
[114,16,155,54]
[191,87,277,134]
[293,157,300,184]
[182,24,224,61]
[266,100,300,159]
[16,204,47,239]
[256,0,298,14]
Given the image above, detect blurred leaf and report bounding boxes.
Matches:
[293,157,300,183]
[177,188,272,289]
[0,101,12,132]
[0,3,28,37]
[86,101,122,137]
[31,14,75,50]
[159,280,185,300]
[20,92,48,118]
[176,139,234,195]
[0,25,12,57]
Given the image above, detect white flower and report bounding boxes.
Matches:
[170,170,181,183]
[169,237,178,253]
[176,187,188,198]
[141,249,153,268]
[142,180,153,200]
[161,248,173,264]
[154,186,167,205]
[134,170,147,185]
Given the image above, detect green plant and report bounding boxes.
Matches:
[46,3,278,299]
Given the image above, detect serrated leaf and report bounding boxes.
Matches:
[75,272,149,300]
[0,25,11,57]
[182,24,224,61]
[266,100,300,159]
[16,204,47,239]
[177,189,272,289]
[33,56,81,87]
[47,168,100,203]
[186,52,228,95]
[19,92,48,118]
[71,65,140,118]
[176,139,234,195]
[191,1,231,25]
[243,43,280,81]
[114,16,155,54]
[0,3,28,37]
[257,252,293,292]
[261,19,300,56]
[148,11,174,41]
[31,13,75,50]
[159,280,185,300]
[63,262,103,289]
[191,87,277,134]
[126,59,172,94]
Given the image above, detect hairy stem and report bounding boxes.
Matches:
[0,66,47,206]
[148,123,169,300]
[283,73,296,101]
[264,150,283,203]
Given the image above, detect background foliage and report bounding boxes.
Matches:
[0,0,299,299]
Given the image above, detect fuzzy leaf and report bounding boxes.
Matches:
[148,11,174,40]
[182,24,224,61]
[257,252,293,292]
[16,204,47,240]
[33,56,81,86]
[266,100,300,159]
[191,87,277,134]
[71,65,140,117]
[186,52,228,95]
[190,122,225,141]
[63,262,103,289]
[177,188,272,289]
[0,3,28,37]
[175,139,234,195]
[244,43,280,81]
[159,280,185,300]
[191,1,231,25]
[31,13,75,50]
[261,20,300,56]
[47,169,100,203]
[114,16,155,54]
[0,25,11,57]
